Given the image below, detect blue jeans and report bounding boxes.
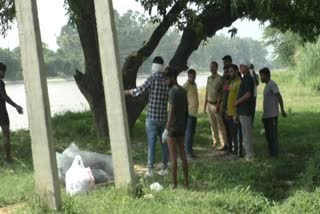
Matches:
[146,118,169,170]
[185,115,197,156]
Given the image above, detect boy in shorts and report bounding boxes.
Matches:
[0,62,23,162]
[163,67,189,188]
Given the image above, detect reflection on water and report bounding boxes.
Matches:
[6,72,210,130]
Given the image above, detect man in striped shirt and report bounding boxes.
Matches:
[124,56,169,176]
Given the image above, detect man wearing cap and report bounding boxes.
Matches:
[124,56,169,176]
[234,60,255,160]
[203,61,227,150]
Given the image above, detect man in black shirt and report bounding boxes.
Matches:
[163,67,189,188]
[234,61,255,160]
[0,63,23,162]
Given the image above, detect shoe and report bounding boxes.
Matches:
[157,169,168,176]
[217,146,226,151]
[145,169,153,177]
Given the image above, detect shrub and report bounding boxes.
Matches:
[295,37,320,91]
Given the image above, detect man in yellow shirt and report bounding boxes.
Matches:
[183,69,199,159]
[204,61,227,150]
[226,64,242,156]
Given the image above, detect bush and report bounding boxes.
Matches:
[295,37,320,91]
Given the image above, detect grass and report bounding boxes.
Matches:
[1,72,320,213]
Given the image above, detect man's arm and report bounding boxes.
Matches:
[0,86,23,114]
[234,77,253,107]
[276,92,287,117]
[166,103,174,130]
[253,71,259,86]
[215,79,224,113]
[234,92,251,107]
[203,89,208,113]
[124,76,152,97]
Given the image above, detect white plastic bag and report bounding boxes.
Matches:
[162,129,168,143]
[150,182,163,191]
[65,155,95,196]
[59,143,114,185]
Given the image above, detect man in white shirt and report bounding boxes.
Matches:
[259,67,287,157]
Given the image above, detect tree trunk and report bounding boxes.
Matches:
[68,0,108,138]
[121,53,148,129]
[169,27,202,71]
[170,6,238,71]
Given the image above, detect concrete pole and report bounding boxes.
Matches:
[15,0,61,209]
[94,0,136,188]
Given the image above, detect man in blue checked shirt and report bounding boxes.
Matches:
[124,56,169,176]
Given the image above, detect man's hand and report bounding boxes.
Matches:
[16,105,23,114]
[215,105,220,113]
[281,109,287,118]
[233,115,239,123]
[124,90,132,96]
[233,100,239,108]
[203,102,207,113]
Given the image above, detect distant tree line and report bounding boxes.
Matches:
[0,10,271,80]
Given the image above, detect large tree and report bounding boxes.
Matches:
[1,0,320,138]
[64,0,188,137]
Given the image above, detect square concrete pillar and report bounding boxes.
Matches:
[94,0,135,188]
[15,0,61,209]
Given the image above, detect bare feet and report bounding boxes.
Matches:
[217,146,226,151]
[211,144,217,148]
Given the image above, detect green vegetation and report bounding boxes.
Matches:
[264,28,320,91]
[0,72,320,213]
[0,10,270,80]
[295,37,320,91]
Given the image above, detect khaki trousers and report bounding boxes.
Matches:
[207,103,227,147]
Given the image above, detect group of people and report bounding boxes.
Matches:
[0,55,288,189]
[203,55,287,161]
[123,54,287,188]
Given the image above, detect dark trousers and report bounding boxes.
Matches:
[185,115,197,156]
[262,117,278,156]
[238,123,244,157]
[226,117,240,154]
[222,113,232,151]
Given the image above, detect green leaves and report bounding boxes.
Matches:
[0,0,14,36]
[263,27,303,67]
